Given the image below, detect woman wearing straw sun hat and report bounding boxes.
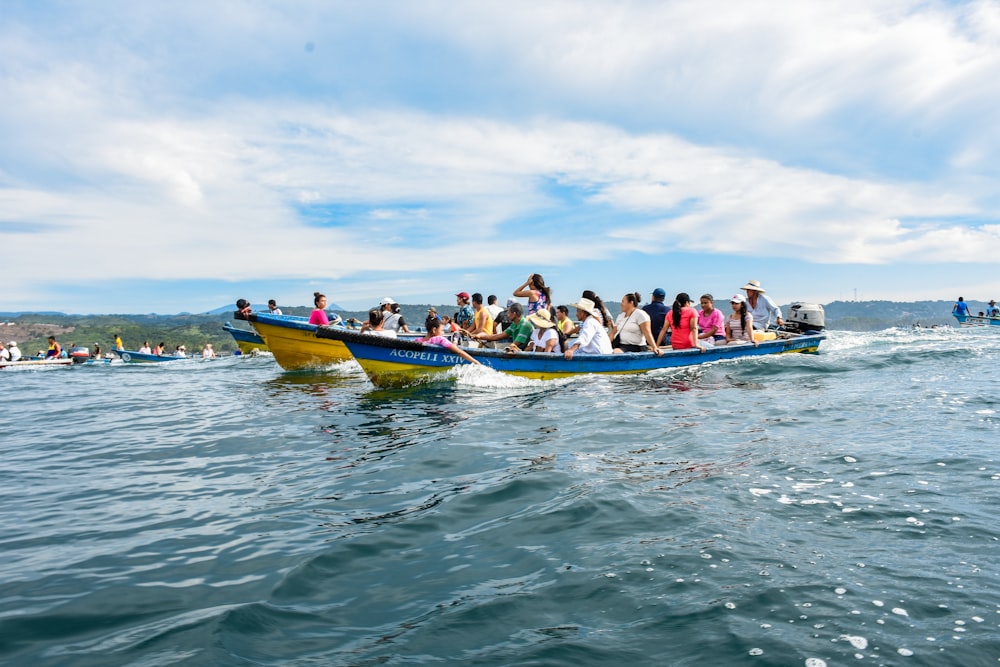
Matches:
[525,308,563,353]
[564,298,612,359]
[742,280,784,330]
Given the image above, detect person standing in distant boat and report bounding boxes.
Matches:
[91,343,102,358]
[267,299,282,315]
[514,274,552,316]
[742,280,783,330]
[114,333,124,351]
[987,300,1000,317]
[952,296,971,317]
[45,336,62,359]
[309,292,330,325]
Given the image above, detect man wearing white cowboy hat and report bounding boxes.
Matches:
[564,298,612,359]
[741,280,784,330]
[525,308,562,353]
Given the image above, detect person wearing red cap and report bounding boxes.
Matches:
[455,292,474,331]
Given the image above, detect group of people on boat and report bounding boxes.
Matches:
[345,274,786,358]
[953,296,1000,318]
[134,340,215,358]
[0,340,22,362]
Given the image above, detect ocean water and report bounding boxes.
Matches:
[2,327,999,666]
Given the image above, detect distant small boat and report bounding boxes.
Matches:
[223,321,269,354]
[954,313,1000,328]
[112,349,185,363]
[0,357,74,370]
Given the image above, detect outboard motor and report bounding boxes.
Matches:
[69,346,90,364]
[783,303,825,334]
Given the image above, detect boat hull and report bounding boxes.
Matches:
[0,358,74,370]
[223,322,269,354]
[244,312,352,370]
[316,327,825,388]
[954,314,1000,327]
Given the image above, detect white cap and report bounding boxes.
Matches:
[8,341,15,346]
[379,297,396,305]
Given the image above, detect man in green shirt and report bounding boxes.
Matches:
[474,302,533,352]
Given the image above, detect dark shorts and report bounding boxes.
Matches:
[617,343,646,353]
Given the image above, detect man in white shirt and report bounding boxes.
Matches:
[564,298,612,358]
[742,280,784,330]
[7,341,21,361]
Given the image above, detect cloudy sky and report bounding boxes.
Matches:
[2,1,999,314]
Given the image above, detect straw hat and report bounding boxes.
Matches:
[569,297,600,318]
[527,309,556,329]
[741,279,766,293]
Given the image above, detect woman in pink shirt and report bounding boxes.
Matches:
[656,292,702,351]
[308,292,330,325]
[696,294,725,347]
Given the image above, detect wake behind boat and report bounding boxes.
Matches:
[316,326,826,388]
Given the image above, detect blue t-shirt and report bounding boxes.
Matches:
[643,301,670,341]
[954,301,970,316]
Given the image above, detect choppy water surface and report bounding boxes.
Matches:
[2,328,1000,666]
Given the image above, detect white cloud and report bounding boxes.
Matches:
[3,0,1000,310]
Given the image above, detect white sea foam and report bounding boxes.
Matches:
[840,635,868,649]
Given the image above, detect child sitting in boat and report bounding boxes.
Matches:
[418,318,480,366]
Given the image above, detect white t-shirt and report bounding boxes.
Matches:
[529,327,562,353]
[614,308,651,346]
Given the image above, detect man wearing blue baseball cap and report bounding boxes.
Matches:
[643,288,669,342]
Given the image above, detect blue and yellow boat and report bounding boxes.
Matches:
[223,321,269,354]
[315,327,826,388]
